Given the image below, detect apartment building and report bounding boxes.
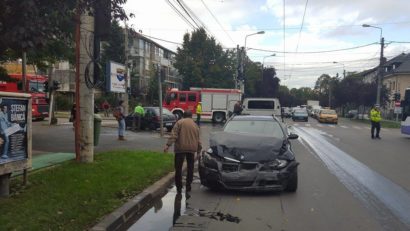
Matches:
[127,32,182,98]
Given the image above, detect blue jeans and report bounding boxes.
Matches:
[118,119,125,137]
[1,134,9,158]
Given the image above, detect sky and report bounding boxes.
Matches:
[124,0,410,89]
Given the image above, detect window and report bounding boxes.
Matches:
[248,100,275,109]
[188,93,196,102]
[179,93,186,102]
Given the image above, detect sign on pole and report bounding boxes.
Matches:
[106,61,130,93]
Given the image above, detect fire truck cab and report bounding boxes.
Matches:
[0,74,49,120]
[163,88,242,123]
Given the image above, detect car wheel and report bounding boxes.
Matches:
[174,111,183,120]
[285,171,298,192]
[213,112,225,123]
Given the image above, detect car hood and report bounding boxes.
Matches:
[209,132,284,162]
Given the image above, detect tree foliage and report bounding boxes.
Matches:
[174,28,234,90]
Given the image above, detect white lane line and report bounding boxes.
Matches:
[328,125,336,128]
[316,124,324,127]
[296,127,410,228]
[305,123,311,127]
[340,125,348,128]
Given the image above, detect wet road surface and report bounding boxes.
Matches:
[128,118,410,231]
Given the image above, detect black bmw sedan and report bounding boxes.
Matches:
[199,115,299,192]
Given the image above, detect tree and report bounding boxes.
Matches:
[260,67,280,98]
[174,28,234,90]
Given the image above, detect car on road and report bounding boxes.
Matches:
[292,109,309,122]
[282,107,292,118]
[346,109,358,118]
[125,107,176,132]
[199,115,299,192]
[318,109,338,124]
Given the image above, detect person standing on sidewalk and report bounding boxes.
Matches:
[133,103,145,130]
[115,100,126,141]
[370,104,382,139]
[164,110,202,194]
[196,102,202,126]
[102,100,110,117]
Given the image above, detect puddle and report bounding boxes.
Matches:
[127,186,186,231]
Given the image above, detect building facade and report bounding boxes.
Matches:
[127,32,182,99]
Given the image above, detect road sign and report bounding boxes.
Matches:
[394,107,402,114]
[395,101,401,107]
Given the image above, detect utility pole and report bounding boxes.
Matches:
[75,11,94,163]
[239,47,245,94]
[376,37,385,105]
[157,64,164,137]
[123,23,129,113]
[235,45,239,89]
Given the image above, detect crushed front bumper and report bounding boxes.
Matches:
[199,159,299,192]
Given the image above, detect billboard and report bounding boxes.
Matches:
[0,97,28,164]
[106,61,129,93]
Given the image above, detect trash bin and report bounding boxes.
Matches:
[94,114,102,146]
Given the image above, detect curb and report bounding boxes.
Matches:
[90,169,180,231]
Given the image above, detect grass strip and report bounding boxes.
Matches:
[0,150,173,231]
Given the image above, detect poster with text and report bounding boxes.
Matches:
[0,97,28,165]
[106,61,130,93]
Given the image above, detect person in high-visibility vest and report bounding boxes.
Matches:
[133,103,145,131]
[370,104,382,139]
[196,102,202,126]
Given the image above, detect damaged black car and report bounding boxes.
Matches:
[199,115,299,192]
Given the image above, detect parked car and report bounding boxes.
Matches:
[346,109,358,118]
[292,109,309,122]
[125,107,176,132]
[318,109,338,124]
[282,107,292,118]
[199,115,299,192]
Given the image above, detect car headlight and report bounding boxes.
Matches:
[263,159,288,170]
[202,149,218,170]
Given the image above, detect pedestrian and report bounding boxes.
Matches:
[196,102,202,126]
[0,104,12,159]
[70,103,76,127]
[164,110,202,194]
[102,100,110,117]
[370,104,382,139]
[115,100,126,141]
[133,103,145,130]
[233,101,243,116]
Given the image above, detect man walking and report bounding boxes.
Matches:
[164,110,201,194]
[133,103,145,130]
[115,100,126,141]
[196,102,202,126]
[233,101,243,116]
[370,104,382,139]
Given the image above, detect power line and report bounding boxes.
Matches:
[200,0,235,45]
[248,42,378,54]
[174,0,201,28]
[166,0,197,30]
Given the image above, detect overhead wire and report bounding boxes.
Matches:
[166,0,197,30]
[200,0,235,45]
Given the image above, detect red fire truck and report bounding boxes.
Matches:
[0,74,49,120]
[163,87,242,123]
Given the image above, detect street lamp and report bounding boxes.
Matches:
[362,24,384,105]
[262,54,276,80]
[333,61,345,78]
[239,30,265,93]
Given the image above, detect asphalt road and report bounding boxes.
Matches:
[32,117,410,230]
[129,118,410,231]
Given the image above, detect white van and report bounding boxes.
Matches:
[242,98,281,116]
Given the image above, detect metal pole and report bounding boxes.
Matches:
[158,64,164,137]
[22,52,27,91]
[124,23,129,113]
[235,45,239,89]
[74,8,81,161]
[376,37,384,105]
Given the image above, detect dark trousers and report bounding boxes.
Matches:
[371,121,381,138]
[196,114,201,126]
[174,152,194,189]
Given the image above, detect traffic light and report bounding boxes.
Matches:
[394,92,401,101]
[44,81,49,92]
[52,80,60,90]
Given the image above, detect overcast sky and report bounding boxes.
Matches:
[124,0,410,89]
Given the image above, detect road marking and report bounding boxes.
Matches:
[353,126,362,129]
[305,123,311,127]
[296,127,410,229]
[340,125,348,128]
[328,125,336,128]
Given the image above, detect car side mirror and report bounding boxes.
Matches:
[288,133,299,140]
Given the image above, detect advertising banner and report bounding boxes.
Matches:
[0,97,28,165]
[106,61,129,93]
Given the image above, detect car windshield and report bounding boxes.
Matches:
[224,120,284,139]
[321,110,337,115]
[294,110,307,115]
[153,108,173,116]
